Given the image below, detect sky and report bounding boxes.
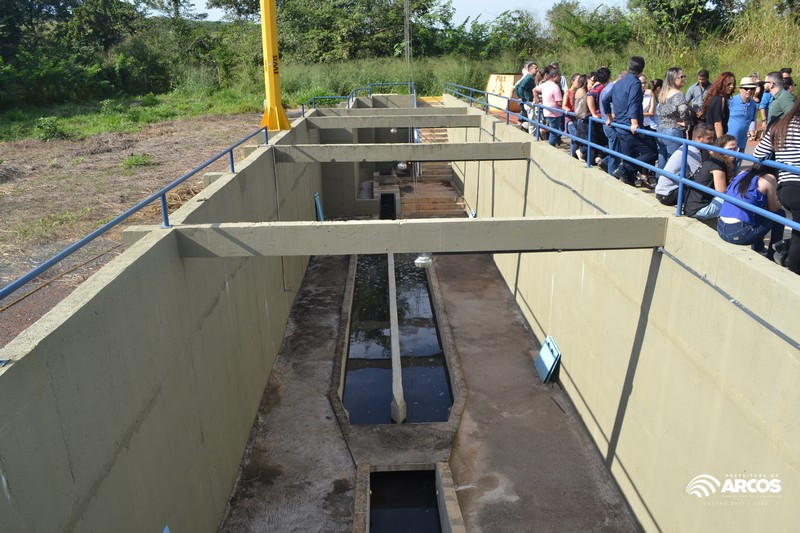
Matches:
[190,0,627,25]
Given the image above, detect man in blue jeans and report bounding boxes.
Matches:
[603,56,657,186]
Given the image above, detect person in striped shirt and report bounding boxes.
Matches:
[754,96,800,274]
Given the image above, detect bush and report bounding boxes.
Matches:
[35,117,71,141]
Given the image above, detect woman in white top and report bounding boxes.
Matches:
[643,78,662,130]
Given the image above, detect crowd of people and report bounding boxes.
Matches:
[511,57,800,275]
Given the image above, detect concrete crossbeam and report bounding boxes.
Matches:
[317,107,467,116]
[174,216,668,257]
[274,142,530,163]
[306,114,481,129]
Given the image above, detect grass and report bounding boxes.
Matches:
[17,207,93,240]
[120,154,157,169]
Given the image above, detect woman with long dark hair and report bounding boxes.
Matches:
[684,134,737,219]
[701,71,737,139]
[717,164,785,260]
[574,72,593,161]
[754,96,800,273]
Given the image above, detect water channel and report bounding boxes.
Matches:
[342,253,453,424]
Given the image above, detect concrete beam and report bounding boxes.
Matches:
[387,253,406,424]
[306,115,481,129]
[174,216,668,257]
[274,142,530,163]
[317,107,467,117]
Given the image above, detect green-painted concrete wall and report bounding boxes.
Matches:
[445,94,800,531]
[0,126,320,531]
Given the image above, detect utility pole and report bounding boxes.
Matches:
[259,0,290,130]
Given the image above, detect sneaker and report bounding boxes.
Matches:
[773,240,790,267]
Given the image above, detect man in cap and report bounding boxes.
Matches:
[728,76,759,174]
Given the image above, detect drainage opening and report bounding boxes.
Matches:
[342,253,453,424]
[370,470,441,532]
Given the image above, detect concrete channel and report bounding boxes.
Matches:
[219,251,639,532]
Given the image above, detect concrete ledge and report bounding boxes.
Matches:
[436,462,466,533]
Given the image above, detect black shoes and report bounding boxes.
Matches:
[773,239,790,267]
[612,167,636,186]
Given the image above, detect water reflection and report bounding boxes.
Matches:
[343,254,453,424]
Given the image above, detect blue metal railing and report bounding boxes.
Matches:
[0,127,270,302]
[443,82,800,234]
[302,82,417,116]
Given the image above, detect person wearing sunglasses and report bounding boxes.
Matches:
[763,71,796,130]
[728,77,759,174]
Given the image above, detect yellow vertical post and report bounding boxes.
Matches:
[259,0,290,130]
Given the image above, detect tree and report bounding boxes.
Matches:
[547,1,632,52]
[627,0,741,43]
[69,0,142,54]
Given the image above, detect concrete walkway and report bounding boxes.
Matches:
[436,254,640,532]
[219,256,355,533]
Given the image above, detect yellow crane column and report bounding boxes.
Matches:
[259,0,290,130]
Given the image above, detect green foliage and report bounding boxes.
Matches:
[120,153,157,169]
[35,117,71,141]
[547,1,632,52]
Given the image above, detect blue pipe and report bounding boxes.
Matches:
[314,192,325,221]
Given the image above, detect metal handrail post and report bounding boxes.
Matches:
[469,88,473,106]
[228,151,235,173]
[586,118,593,168]
[535,106,542,142]
[675,147,689,217]
[160,194,170,228]
[263,127,268,145]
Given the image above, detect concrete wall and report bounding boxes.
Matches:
[0,126,321,531]
[444,95,800,531]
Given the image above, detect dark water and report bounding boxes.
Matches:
[342,254,453,424]
[370,470,441,532]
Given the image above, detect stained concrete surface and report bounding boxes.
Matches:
[219,255,355,533]
[437,254,641,533]
[221,253,639,532]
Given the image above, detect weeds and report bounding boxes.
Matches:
[35,117,70,141]
[17,207,93,240]
[120,154,157,169]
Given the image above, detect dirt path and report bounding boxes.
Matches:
[0,112,271,348]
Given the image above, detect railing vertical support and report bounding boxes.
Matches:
[263,127,269,145]
[228,151,235,173]
[314,192,325,222]
[586,118,593,168]
[676,147,689,217]
[469,88,473,106]
[160,194,170,228]
[301,104,305,117]
[535,106,542,142]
